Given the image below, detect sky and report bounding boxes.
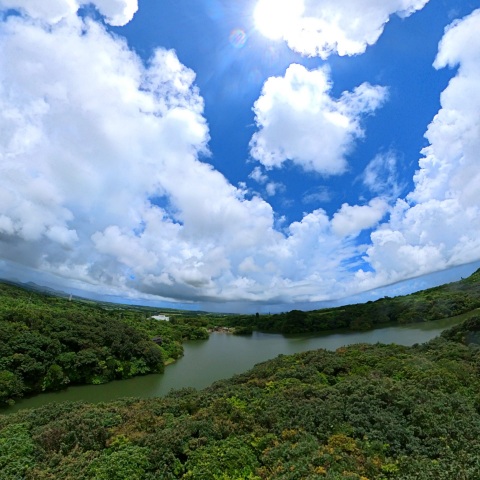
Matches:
[1,0,480,313]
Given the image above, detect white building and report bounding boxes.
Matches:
[151,314,170,321]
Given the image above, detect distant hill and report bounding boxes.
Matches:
[0,278,231,318]
[225,268,480,333]
[3,268,480,336]
[0,278,72,298]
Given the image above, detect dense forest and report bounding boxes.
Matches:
[225,268,480,334]
[0,281,209,406]
[2,268,480,406]
[2,317,480,479]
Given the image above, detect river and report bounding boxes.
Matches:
[2,315,466,414]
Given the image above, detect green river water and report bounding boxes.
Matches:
[2,315,466,414]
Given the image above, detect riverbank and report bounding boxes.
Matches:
[207,326,236,333]
[3,317,480,479]
[1,314,468,415]
[164,357,178,366]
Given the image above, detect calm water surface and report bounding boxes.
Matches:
[2,316,465,414]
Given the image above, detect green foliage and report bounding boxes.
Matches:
[88,443,150,480]
[440,315,480,345]
[0,282,197,406]
[224,269,480,334]
[0,280,224,406]
[119,315,208,362]
[3,319,480,478]
[0,423,35,479]
[0,371,24,405]
[183,437,260,479]
[2,273,480,477]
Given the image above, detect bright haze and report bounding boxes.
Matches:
[1,0,480,312]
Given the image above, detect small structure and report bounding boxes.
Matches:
[151,314,170,321]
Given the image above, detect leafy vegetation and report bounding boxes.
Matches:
[224,268,480,334]
[0,281,209,406]
[2,317,480,478]
[2,266,480,406]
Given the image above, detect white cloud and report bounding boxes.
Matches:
[0,11,295,305]
[248,166,284,197]
[250,64,387,174]
[249,166,268,184]
[265,182,285,197]
[0,0,138,26]
[362,151,405,199]
[254,0,430,58]
[358,9,480,291]
[2,3,479,310]
[302,186,332,205]
[0,0,78,23]
[91,0,138,26]
[331,198,389,238]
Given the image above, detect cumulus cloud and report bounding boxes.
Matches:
[331,198,389,238]
[0,0,138,26]
[0,10,364,306]
[0,13,278,300]
[254,0,430,58]
[357,9,480,290]
[92,0,138,26]
[2,2,479,310]
[250,64,387,174]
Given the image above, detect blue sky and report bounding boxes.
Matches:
[0,0,480,312]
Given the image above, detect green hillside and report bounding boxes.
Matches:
[225,268,480,333]
[0,282,208,406]
[2,267,480,406]
[2,317,480,479]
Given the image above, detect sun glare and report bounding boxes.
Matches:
[253,0,304,40]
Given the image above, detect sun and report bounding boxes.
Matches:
[253,0,304,40]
